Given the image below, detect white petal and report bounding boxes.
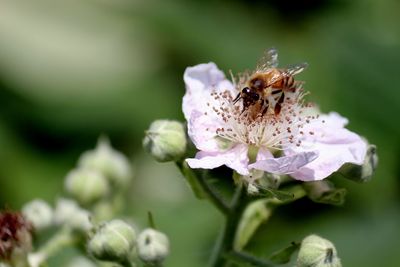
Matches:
[320,112,348,128]
[188,110,223,152]
[186,144,249,175]
[289,112,368,181]
[183,63,235,152]
[183,62,234,120]
[249,151,318,174]
[256,147,273,161]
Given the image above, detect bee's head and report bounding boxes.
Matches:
[242,87,260,101]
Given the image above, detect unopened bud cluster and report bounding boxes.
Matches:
[87,220,170,266]
[65,169,109,205]
[54,198,92,233]
[64,137,133,209]
[78,137,133,187]
[5,136,174,267]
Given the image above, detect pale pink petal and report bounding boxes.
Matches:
[183,63,236,153]
[320,112,348,128]
[188,110,224,152]
[186,144,249,175]
[256,147,273,161]
[249,151,318,175]
[183,63,234,120]
[289,112,367,181]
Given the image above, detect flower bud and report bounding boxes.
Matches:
[87,220,136,263]
[143,120,187,162]
[234,199,271,250]
[78,137,133,187]
[339,144,378,183]
[65,168,109,205]
[137,228,170,264]
[22,199,53,231]
[54,199,92,233]
[297,234,341,267]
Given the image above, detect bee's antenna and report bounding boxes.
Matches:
[233,93,241,104]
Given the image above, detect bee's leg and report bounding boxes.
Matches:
[271,89,282,95]
[233,92,241,104]
[240,105,246,114]
[240,97,256,115]
[240,99,248,114]
[261,99,269,116]
[274,92,285,115]
[240,105,249,115]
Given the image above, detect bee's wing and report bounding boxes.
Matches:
[284,62,308,76]
[256,48,279,72]
[266,62,308,86]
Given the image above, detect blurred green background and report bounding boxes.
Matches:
[0,0,399,266]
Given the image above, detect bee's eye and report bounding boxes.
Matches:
[242,87,251,94]
[251,93,260,101]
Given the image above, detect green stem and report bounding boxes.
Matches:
[210,184,307,267]
[177,160,307,267]
[225,250,275,267]
[176,161,230,214]
[209,183,248,267]
[28,227,79,267]
[197,171,230,215]
[40,228,78,258]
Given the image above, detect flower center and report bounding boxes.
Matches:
[205,88,322,150]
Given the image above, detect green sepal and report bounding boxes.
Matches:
[339,144,377,183]
[259,187,295,202]
[147,211,156,229]
[315,188,347,206]
[269,241,300,264]
[303,181,347,206]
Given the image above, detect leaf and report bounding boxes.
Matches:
[269,242,300,264]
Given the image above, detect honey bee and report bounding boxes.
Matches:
[233,48,308,116]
